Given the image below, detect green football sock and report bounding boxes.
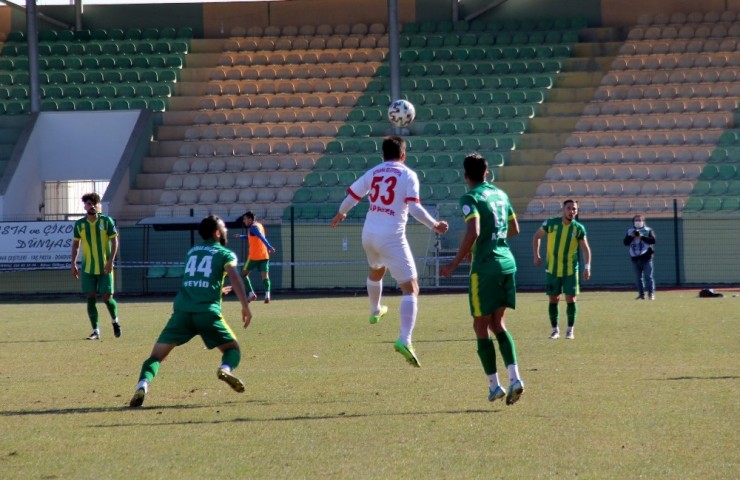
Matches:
[263,278,271,293]
[86,297,99,329]
[476,338,497,375]
[139,357,160,383]
[495,331,518,366]
[548,303,559,328]
[567,302,578,327]
[243,276,254,293]
[221,348,241,370]
[104,298,118,320]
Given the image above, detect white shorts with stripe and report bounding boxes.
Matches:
[362,230,417,284]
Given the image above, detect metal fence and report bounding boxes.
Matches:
[1,209,738,297]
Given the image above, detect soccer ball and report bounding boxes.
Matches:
[387,99,416,128]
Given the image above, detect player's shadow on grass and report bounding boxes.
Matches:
[652,375,739,381]
[93,407,498,428]
[0,339,74,344]
[0,400,259,417]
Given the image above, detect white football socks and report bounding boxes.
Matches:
[508,364,520,383]
[398,294,418,346]
[366,278,382,315]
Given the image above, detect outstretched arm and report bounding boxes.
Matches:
[331,194,360,227]
[408,202,448,234]
[440,216,478,277]
[225,264,252,328]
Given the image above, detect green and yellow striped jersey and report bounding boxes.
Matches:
[73,215,118,275]
[540,216,587,277]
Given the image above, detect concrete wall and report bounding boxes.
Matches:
[0,111,140,220]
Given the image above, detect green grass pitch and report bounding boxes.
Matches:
[0,291,737,479]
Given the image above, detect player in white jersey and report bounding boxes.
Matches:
[331,136,449,367]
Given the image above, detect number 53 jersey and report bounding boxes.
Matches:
[347,160,421,237]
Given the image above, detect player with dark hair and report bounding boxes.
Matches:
[71,192,121,340]
[233,211,276,303]
[331,136,448,367]
[129,215,252,407]
[440,153,524,405]
[532,199,592,340]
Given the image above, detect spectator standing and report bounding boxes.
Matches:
[623,214,656,300]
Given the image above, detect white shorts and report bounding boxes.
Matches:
[362,230,417,284]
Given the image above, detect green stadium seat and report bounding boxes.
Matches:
[702,198,722,211]
[74,99,94,111]
[47,71,67,84]
[142,27,160,40]
[5,100,27,115]
[89,29,107,41]
[65,57,83,70]
[154,42,171,54]
[56,99,75,111]
[721,197,740,211]
[93,99,111,110]
[117,85,135,98]
[124,28,142,40]
[176,27,194,39]
[130,56,149,70]
[148,99,166,111]
[7,30,24,42]
[102,28,121,40]
[717,165,737,180]
[41,99,59,111]
[64,85,82,99]
[348,155,367,171]
[159,27,177,39]
[85,42,103,56]
[111,99,130,110]
[98,56,115,69]
[134,85,154,98]
[292,189,312,203]
[50,43,68,56]
[332,156,354,171]
[138,42,155,55]
[67,71,85,84]
[164,56,183,68]
[9,86,28,99]
[122,70,140,83]
[699,165,719,180]
[115,57,134,70]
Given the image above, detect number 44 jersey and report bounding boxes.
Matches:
[173,240,238,314]
[347,160,422,237]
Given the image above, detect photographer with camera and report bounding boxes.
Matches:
[624,214,656,300]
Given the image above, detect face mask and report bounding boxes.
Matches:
[634,221,644,229]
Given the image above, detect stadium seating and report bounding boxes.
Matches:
[525,11,740,217]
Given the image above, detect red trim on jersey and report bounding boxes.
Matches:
[347,188,362,200]
[405,197,420,203]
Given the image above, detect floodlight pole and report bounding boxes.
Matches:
[388,0,401,103]
[388,0,402,133]
[75,0,83,30]
[26,0,41,113]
